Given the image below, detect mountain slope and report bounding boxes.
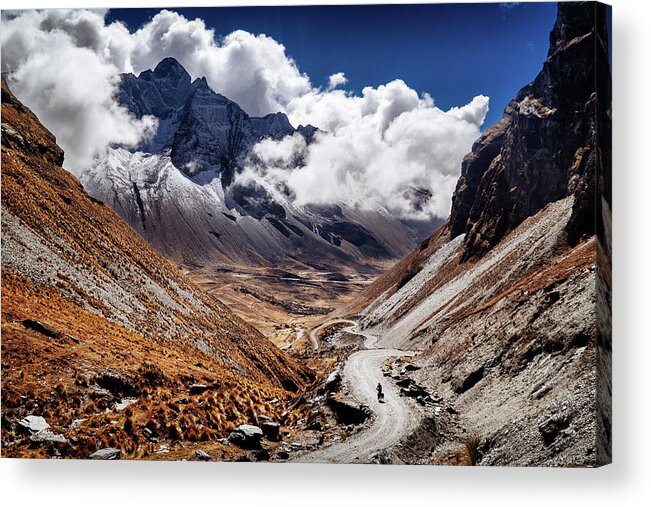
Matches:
[449,2,611,261]
[80,58,436,271]
[342,2,611,467]
[1,78,314,459]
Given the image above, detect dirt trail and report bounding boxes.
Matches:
[297,321,420,463]
[308,319,357,350]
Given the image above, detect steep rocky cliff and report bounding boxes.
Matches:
[449,2,611,261]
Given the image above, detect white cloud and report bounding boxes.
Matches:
[243,85,489,220]
[0,10,157,171]
[1,8,489,219]
[327,72,348,91]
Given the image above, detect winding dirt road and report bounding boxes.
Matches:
[297,321,420,463]
[308,319,357,350]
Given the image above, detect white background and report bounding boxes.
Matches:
[1,0,649,505]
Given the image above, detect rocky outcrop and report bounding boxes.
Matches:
[449,2,611,261]
[228,424,264,449]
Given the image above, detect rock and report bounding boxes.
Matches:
[195,450,211,460]
[260,421,281,441]
[90,448,121,460]
[276,450,289,460]
[531,385,552,400]
[404,364,421,372]
[22,319,61,338]
[254,449,270,461]
[452,366,485,394]
[95,372,138,398]
[324,370,342,392]
[18,415,50,434]
[327,394,371,425]
[115,398,137,411]
[189,384,209,395]
[30,429,67,445]
[306,418,322,431]
[228,424,264,450]
[538,416,570,446]
[88,385,113,401]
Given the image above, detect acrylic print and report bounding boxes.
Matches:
[0,1,611,466]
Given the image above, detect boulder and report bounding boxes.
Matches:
[189,384,209,395]
[324,370,342,392]
[90,448,121,460]
[195,450,211,460]
[261,421,281,441]
[228,424,263,450]
[327,394,371,425]
[18,415,50,434]
[538,416,570,446]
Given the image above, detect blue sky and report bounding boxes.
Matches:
[107,2,558,130]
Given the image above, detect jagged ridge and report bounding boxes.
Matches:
[119,57,315,185]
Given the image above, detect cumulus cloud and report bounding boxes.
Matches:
[327,72,348,91]
[0,8,310,170]
[1,8,489,219]
[243,87,489,219]
[0,10,157,171]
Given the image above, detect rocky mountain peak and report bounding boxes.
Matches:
[152,56,190,82]
[118,58,313,182]
[448,1,611,261]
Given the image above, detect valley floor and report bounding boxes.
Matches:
[186,262,388,348]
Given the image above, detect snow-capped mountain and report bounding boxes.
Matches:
[80,58,436,270]
[118,57,314,184]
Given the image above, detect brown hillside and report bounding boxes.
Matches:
[1,78,313,459]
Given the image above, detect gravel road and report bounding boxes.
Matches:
[297,321,419,463]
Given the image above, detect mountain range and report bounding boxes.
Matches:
[0,1,611,466]
[80,58,436,271]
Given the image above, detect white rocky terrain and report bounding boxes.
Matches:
[345,197,603,466]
